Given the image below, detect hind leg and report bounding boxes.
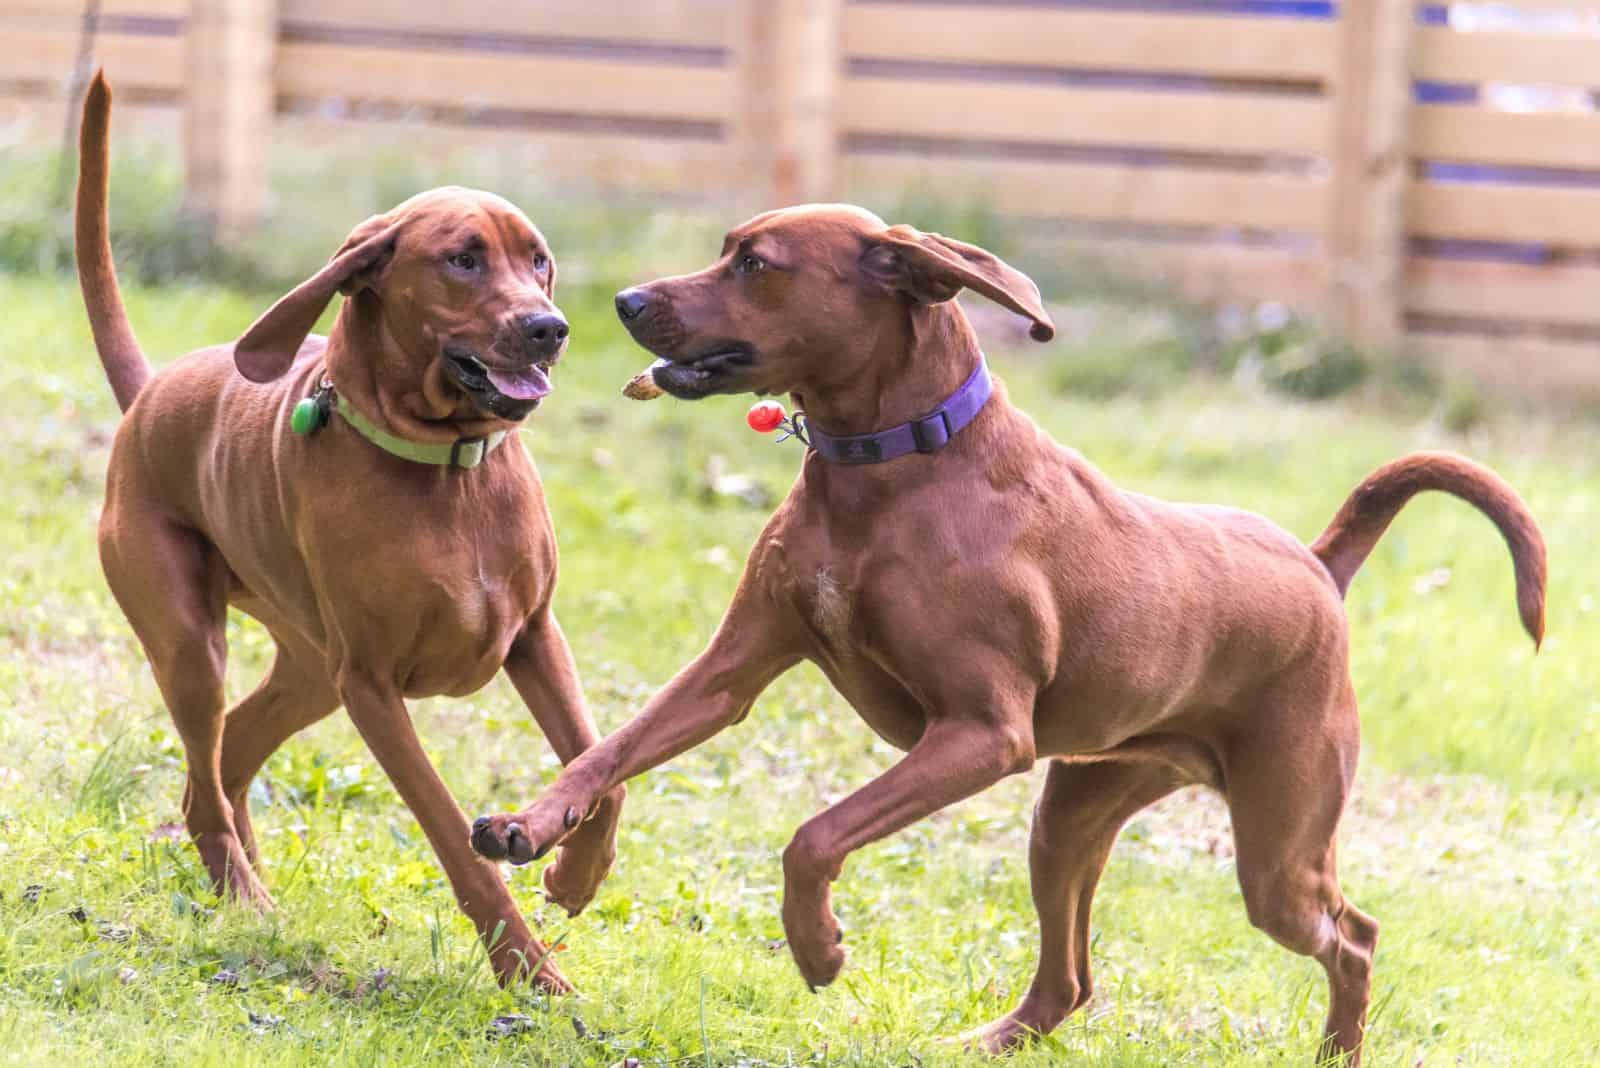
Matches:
[1227,685,1378,1064]
[102,517,269,906]
[965,758,1187,1052]
[214,639,340,870]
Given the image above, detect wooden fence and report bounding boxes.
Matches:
[4,0,1600,391]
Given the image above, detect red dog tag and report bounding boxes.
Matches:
[747,400,787,433]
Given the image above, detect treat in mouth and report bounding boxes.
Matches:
[638,345,755,400]
[623,360,667,401]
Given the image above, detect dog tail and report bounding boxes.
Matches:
[75,70,150,413]
[1309,451,1546,647]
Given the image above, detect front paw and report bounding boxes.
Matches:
[540,787,624,915]
[489,932,574,994]
[785,901,847,990]
[791,924,847,990]
[470,795,584,866]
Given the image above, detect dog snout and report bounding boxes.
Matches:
[615,287,651,323]
[515,311,569,355]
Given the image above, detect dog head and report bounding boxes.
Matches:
[233,186,565,422]
[613,204,1053,401]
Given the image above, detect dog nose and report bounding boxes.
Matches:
[615,288,651,322]
[516,312,568,350]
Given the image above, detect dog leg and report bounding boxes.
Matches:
[215,643,340,870]
[1227,688,1376,1065]
[339,672,571,992]
[103,517,270,907]
[472,591,801,865]
[500,610,623,917]
[964,759,1185,1052]
[781,715,1035,990]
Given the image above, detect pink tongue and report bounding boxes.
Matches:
[487,365,552,401]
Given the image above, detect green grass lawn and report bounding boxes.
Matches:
[0,264,1595,1067]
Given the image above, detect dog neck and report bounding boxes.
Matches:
[794,301,985,445]
[324,296,514,445]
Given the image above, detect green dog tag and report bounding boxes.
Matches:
[291,396,324,435]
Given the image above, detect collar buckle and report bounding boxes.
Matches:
[910,410,952,454]
[449,437,487,469]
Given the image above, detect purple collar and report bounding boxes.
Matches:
[804,357,993,465]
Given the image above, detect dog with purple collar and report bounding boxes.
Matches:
[472,204,1545,1064]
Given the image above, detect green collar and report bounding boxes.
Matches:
[335,393,509,469]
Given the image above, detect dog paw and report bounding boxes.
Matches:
[470,801,580,866]
[194,831,275,911]
[951,992,1072,1054]
[490,936,576,994]
[541,844,612,916]
[789,920,848,990]
[953,1014,1038,1055]
[539,786,624,915]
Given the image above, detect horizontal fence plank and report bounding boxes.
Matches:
[1407,257,1600,326]
[844,6,1334,81]
[277,0,731,49]
[276,42,733,124]
[1052,239,1327,306]
[0,0,184,23]
[842,77,1330,156]
[1428,0,1600,9]
[1414,104,1600,170]
[1,27,181,92]
[1408,330,1600,403]
[273,113,734,196]
[0,87,178,142]
[1409,179,1600,244]
[847,154,1325,231]
[1414,25,1600,87]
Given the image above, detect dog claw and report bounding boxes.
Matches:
[505,824,535,865]
[471,816,506,859]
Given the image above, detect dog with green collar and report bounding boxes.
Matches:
[74,72,623,993]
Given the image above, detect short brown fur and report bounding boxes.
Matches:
[474,204,1546,1060]
[76,73,623,989]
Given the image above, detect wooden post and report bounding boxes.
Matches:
[734,0,841,207]
[1325,0,1415,347]
[185,0,277,238]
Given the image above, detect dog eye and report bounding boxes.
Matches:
[533,252,549,272]
[447,252,478,271]
[734,253,765,275]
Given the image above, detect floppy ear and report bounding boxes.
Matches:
[233,215,401,383]
[861,224,1055,342]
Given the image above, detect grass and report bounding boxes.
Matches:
[0,187,1597,1065]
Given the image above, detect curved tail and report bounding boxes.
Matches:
[1310,451,1546,647]
[75,70,150,412]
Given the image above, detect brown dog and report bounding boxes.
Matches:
[75,74,623,989]
[472,205,1547,1060]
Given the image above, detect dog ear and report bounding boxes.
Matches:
[233,215,401,383]
[861,225,1055,342]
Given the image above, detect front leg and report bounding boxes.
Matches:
[782,705,1036,990]
[472,570,804,866]
[339,673,569,991]
[495,608,624,916]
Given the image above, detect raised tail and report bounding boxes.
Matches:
[75,70,150,412]
[1309,451,1547,647]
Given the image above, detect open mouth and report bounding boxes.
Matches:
[443,346,554,419]
[650,345,755,399]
